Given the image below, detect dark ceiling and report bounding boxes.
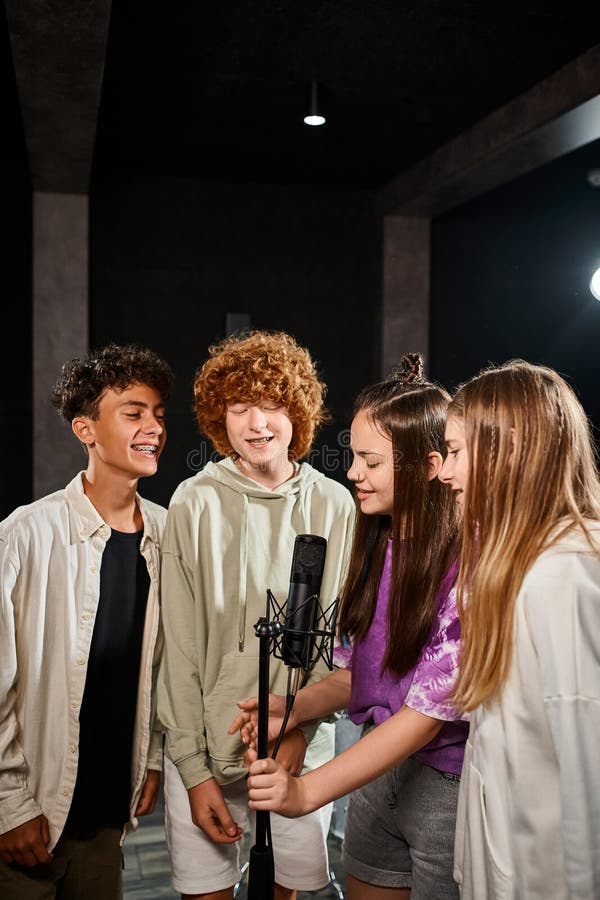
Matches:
[2,2,600,191]
[92,1,600,189]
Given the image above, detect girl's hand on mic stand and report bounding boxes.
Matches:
[246,755,310,818]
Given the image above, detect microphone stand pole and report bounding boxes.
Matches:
[246,582,336,899]
[246,614,275,900]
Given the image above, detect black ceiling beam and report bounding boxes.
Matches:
[6,0,112,193]
[378,43,600,217]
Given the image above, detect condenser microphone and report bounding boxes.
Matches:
[282,533,327,697]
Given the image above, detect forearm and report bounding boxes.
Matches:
[159,699,211,789]
[0,696,42,831]
[293,667,351,725]
[0,787,42,835]
[159,554,210,787]
[147,726,163,770]
[157,656,210,786]
[297,706,442,813]
[546,696,600,896]
[0,563,41,833]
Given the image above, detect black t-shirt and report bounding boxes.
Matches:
[66,528,150,836]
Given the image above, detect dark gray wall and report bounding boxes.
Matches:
[430,137,600,438]
[0,163,32,519]
[0,3,32,520]
[90,174,380,507]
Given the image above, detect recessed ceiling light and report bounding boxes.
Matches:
[304,81,326,126]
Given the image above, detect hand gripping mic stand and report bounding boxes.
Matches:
[246,588,338,900]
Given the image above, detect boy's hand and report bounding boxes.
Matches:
[0,815,53,867]
[135,769,161,816]
[187,778,243,845]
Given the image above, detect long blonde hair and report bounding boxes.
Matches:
[452,359,600,711]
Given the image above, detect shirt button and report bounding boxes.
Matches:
[99,525,109,538]
[70,745,77,753]
[71,702,77,710]
[82,613,91,621]
[62,789,70,796]
[77,658,86,666]
[90,566,97,574]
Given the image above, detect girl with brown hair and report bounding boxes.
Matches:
[236,354,467,899]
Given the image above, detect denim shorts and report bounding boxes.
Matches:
[342,753,460,900]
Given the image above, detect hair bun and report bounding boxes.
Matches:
[389,352,425,384]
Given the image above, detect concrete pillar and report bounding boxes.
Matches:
[6,0,111,499]
[33,192,89,498]
[381,215,430,378]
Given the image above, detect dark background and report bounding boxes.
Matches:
[430,137,600,440]
[3,136,600,516]
[89,175,379,506]
[1,3,600,516]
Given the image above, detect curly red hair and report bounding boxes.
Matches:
[194,330,329,460]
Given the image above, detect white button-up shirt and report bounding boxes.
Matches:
[0,473,165,849]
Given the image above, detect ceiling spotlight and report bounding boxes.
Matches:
[304,80,326,126]
[586,169,600,188]
[590,267,600,301]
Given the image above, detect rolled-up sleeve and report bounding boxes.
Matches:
[404,587,465,722]
[157,508,212,790]
[0,538,43,833]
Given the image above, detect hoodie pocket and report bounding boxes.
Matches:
[203,652,261,770]
[456,751,512,900]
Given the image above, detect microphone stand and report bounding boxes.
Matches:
[246,612,279,900]
[246,590,338,900]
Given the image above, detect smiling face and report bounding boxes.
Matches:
[439,414,468,505]
[73,382,166,481]
[347,409,395,517]
[225,399,294,487]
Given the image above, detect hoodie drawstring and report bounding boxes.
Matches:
[238,493,250,651]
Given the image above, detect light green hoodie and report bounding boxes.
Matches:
[158,457,355,788]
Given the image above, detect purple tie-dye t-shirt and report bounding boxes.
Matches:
[334,540,468,775]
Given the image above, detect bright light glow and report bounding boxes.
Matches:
[590,267,600,301]
[304,114,326,126]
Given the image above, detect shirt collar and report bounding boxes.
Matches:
[64,471,162,547]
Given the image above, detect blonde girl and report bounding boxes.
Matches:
[238,355,467,900]
[439,359,600,900]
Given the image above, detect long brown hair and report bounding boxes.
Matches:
[338,354,460,677]
[452,359,600,711]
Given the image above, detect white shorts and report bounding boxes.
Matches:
[164,756,333,894]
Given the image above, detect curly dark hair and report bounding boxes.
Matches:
[51,343,174,422]
[193,330,329,460]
